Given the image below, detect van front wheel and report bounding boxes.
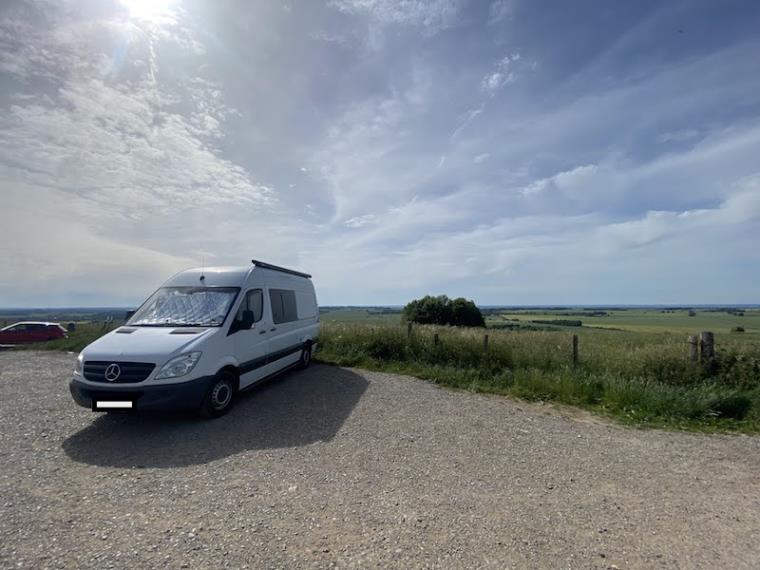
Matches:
[200,371,236,418]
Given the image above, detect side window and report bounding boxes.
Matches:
[269,289,298,324]
[248,290,263,322]
[235,289,264,322]
[269,290,284,324]
[281,290,298,322]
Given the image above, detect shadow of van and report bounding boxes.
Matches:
[61,364,367,468]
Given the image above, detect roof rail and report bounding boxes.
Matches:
[251,259,311,279]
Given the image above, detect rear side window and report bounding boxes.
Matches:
[269,289,298,324]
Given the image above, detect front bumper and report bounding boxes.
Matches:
[69,374,216,412]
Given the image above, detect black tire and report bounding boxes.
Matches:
[299,343,312,369]
[200,371,236,418]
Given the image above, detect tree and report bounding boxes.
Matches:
[403,295,484,327]
[449,297,485,327]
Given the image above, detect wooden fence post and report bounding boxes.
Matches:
[433,333,439,347]
[699,331,714,365]
[687,335,698,363]
[407,321,412,339]
[483,334,489,352]
[572,334,579,366]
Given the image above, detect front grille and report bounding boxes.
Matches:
[83,361,156,383]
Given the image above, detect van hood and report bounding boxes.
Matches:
[82,327,217,363]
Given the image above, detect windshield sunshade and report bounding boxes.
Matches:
[129,287,239,327]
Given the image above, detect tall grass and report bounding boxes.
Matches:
[315,323,760,432]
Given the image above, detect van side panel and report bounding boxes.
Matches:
[260,269,318,375]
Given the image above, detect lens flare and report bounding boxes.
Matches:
[120,0,178,23]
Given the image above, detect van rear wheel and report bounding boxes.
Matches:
[200,371,236,418]
[299,343,312,369]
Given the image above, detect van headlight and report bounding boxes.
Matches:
[74,353,84,375]
[155,352,202,380]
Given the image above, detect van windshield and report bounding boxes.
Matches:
[129,287,239,327]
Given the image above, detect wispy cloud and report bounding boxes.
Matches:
[481,53,522,93]
[330,0,464,32]
[488,0,516,25]
[659,128,700,143]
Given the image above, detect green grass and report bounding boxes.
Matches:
[315,322,760,433]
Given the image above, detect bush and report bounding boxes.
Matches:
[732,326,745,333]
[403,295,484,327]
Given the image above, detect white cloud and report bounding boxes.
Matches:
[344,214,377,228]
[481,53,521,93]
[0,0,283,305]
[0,80,273,214]
[0,182,193,305]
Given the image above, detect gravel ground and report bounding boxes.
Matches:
[1,351,759,569]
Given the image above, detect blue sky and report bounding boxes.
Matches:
[1,0,760,307]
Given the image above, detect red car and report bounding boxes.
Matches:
[0,322,68,344]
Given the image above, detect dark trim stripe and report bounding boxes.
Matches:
[238,343,304,375]
[239,361,300,394]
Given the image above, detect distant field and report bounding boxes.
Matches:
[320,308,402,325]
[486,308,760,341]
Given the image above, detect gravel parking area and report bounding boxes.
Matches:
[1,351,760,569]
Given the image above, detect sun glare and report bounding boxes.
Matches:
[120,0,178,23]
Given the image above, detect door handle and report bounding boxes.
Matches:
[259,330,267,335]
[270,327,277,332]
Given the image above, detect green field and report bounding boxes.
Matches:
[320,307,760,345]
[319,308,402,325]
[486,308,760,338]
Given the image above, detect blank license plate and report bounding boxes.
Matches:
[93,400,134,411]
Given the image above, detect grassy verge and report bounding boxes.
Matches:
[315,323,760,433]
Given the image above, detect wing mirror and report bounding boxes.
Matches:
[229,310,255,334]
[240,310,255,330]
[125,309,136,322]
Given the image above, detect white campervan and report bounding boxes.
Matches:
[70,260,319,418]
